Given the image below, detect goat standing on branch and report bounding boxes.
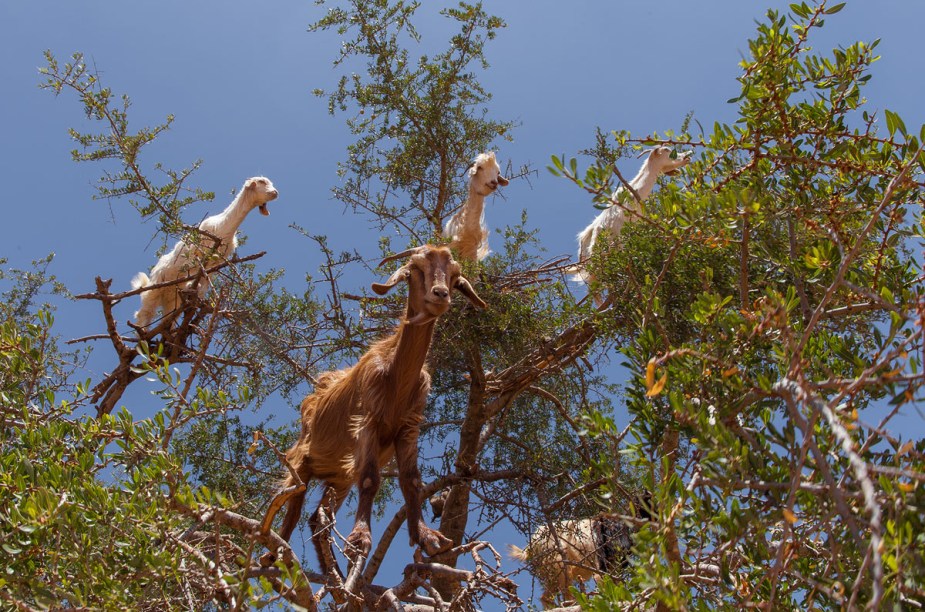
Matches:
[132,176,279,330]
[444,151,509,261]
[509,511,643,607]
[262,246,486,577]
[572,147,691,289]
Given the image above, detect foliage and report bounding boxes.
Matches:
[310,0,515,240]
[3,0,923,610]
[39,51,213,242]
[557,2,925,609]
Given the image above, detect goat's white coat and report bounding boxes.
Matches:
[509,518,601,607]
[572,147,691,284]
[132,176,279,329]
[443,151,509,261]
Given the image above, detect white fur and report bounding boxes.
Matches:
[132,176,279,329]
[509,518,600,607]
[572,147,692,286]
[443,151,509,261]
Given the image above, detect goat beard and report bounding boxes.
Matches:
[258,203,270,216]
[405,311,438,326]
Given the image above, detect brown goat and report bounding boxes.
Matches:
[264,245,486,575]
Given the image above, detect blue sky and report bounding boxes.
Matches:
[2,0,924,605]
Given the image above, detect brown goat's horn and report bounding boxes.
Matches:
[378,246,427,268]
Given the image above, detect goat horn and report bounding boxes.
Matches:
[636,148,655,158]
[377,246,427,268]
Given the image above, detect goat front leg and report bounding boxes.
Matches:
[395,430,453,556]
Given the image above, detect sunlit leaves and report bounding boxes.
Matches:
[310,0,513,238]
[554,1,925,609]
[884,109,907,139]
[39,51,213,242]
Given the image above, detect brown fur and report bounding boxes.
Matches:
[266,246,486,575]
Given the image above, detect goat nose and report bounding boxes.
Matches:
[432,286,449,299]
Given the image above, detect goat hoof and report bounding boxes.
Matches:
[345,530,372,561]
[419,526,454,556]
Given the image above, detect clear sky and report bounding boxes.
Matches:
[2,0,924,605]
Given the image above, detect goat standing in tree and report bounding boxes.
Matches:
[263,245,486,575]
[132,176,279,330]
[509,497,652,607]
[572,147,691,290]
[444,151,509,261]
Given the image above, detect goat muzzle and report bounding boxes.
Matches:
[258,190,279,216]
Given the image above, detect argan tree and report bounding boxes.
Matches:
[1,1,923,610]
[554,3,925,609]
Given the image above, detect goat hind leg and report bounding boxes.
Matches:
[310,485,348,579]
[133,292,159,330]
[257,485,307,567]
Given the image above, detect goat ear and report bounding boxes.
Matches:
[454,276,487,309]
[371,266,410,295]
[497,175,510,186]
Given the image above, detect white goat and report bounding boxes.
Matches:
[572,147,692,286]
[132,176,279,329]
[509,514,634,607]
[443,151,509,261]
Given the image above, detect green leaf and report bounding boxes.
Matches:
[884,109,906,138]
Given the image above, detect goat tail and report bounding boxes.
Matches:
[570,225,597,283]
[131,272,151,290]
[508,543,530,562]
[567,263,590,284]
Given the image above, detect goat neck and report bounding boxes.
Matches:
[621,157,661,207]
[457,182,488,235]
[205,190,255,246]
[381,302,437,404]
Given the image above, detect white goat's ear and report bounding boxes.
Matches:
[454,276,487,309]
[245,179,256,191]
[371,266,410,295]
